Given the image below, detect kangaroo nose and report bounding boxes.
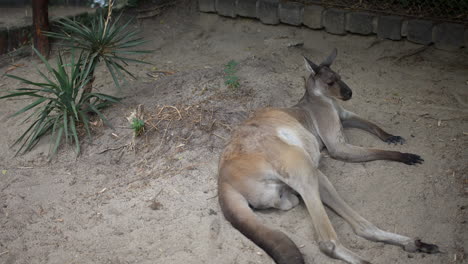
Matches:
[343,90,352,100]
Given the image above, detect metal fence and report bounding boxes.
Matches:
[300,0,468,24]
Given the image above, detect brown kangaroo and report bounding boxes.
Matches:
[217,49,439,264]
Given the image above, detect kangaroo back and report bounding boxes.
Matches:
[218,182,304,264]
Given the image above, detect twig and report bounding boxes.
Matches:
[157,120,172,149]
[154,188,163,198]
[0,251,9,257]
[136,1,178,19]
[137,2,175,13]
[396,46,430,62]
[207,194,218,200]
[96,144,129,154]
[418,113,468,121]
[213,133,227,140]
[367,39,383,49]
[102,0,114,38]
[158,105,182,120]
[137,10,161,19]
[377,46,429,62]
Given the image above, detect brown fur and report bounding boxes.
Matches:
[218,50,438,264]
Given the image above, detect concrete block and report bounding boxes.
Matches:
[216,0,237,18]
[407,19,433,45]
[323,8,347,35]
[303,4,324,29]
[345,12,374,35]
[0,27,7,55]
[377,15,402,40]
[279,2,304,26]
[401,20,408,37]
[237,0,257,18]
[432,23,464,50]
[257,0,280,25]
[198,0,216,12]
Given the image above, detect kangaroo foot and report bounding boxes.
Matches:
[400,153,424,165]
[404,239,440,254]
[385,135,405,145]
[319,241,372,264]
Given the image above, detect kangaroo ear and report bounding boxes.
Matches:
[321,48,337,67]
[303,56,319,75]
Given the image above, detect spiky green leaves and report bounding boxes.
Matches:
[0,49,121,157]
[45,10,151,88]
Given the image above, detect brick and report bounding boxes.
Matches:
[303,4,323,29]
[345,12,374,35]
[257,0,280,25]
[279,2,303,26]
[377,15,402,40]
[198,0,216,12]
[432,23,464,50]
[237,0,257,18]
[216,0,237,18]
[407,19,433,45]
[323,8,346,35]
[0,27,7,55]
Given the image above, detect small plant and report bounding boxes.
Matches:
[45,0,151,95]
[0,1,151,158]
[1,49,120,157]
[130,117,145,136]
[224,60,240,89]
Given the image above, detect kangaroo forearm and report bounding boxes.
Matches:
[330,148,398,162]
[342,117,392,140]
[328,145,422,165]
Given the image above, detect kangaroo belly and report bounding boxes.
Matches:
[275,126,321,167]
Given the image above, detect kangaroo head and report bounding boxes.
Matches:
[303,49,352,101]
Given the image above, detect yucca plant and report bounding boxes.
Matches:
[45,0,151,95]
[0,48,120,157]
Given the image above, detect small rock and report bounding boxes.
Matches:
[208,209,217,215]
[149,201,163,210]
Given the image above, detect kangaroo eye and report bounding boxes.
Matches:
[327,81,335,85]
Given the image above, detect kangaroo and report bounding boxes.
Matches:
[217,49,439,264]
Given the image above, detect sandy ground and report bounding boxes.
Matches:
[0,2,467,264]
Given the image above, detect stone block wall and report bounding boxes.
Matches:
[199,0,467,50]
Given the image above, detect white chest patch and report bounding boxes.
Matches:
[277,128,303,148]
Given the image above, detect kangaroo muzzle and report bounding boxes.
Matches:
[339,80,352,101]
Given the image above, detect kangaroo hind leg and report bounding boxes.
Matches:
[276,146,371,264]
[317,172,439,254]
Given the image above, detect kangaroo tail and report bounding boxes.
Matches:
[218,182,304,264]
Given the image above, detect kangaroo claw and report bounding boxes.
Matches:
[400,153,424,165]
[405,239,440,254]
[385,135,406,145]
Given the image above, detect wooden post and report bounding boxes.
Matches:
[32,0,50,57]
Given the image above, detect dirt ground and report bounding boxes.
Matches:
[0,2,467,264]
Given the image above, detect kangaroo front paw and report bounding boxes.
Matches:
[385,135,406,145]
[404,239,440,254]
[400,153,424,165]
